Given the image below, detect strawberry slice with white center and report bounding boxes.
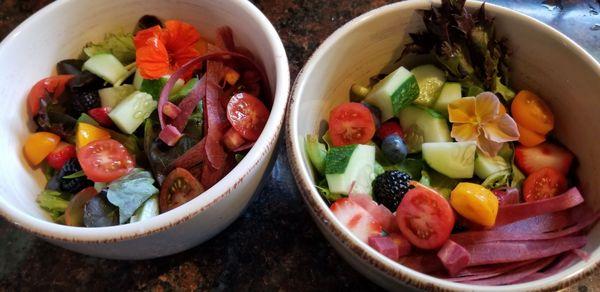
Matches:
[46,142,76,170]
[515,142,574,175]
[348,194,395,231]
[331,198,383,242]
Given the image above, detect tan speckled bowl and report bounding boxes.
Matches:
[0,0,289,259]
[286,0,600,290]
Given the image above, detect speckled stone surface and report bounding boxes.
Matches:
[0,0,598,291]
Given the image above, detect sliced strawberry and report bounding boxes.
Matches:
[515,142,574,175]
[349,194,395,231]
[377,120,404,140]
[46,142,76,169]
[330,198,383,242]
[87,107,114,127]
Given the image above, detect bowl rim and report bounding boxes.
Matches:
[0,0,290,243]
[285,0,600,290]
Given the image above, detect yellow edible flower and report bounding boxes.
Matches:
[448,92,519,157]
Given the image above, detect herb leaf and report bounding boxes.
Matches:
[106,169,159,224]
[62,170,85,179]
[37,190,71,222]
[82,32,136,64]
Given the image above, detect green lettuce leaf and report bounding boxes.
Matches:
[37,190,71,222]
[82,32,136,64]
[107,169,159,223]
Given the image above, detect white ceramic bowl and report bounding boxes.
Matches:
[0,0,289,259]
[286,0,600,290]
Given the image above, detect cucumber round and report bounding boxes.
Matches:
[422,141,476,179]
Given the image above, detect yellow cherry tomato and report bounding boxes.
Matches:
[76,123,111,148]
[450,183,499,227]
[24,132,60,166]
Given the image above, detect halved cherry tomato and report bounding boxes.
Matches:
[523,167,567,202]
[159,168,204,212]
[511,90,554,135]
[396,184,455,249]
[223,127,246,151]
[27,75,74,115]
[77,139,135,182]
[517,123,545,147]
[65,187,98,226]
[328,102,376,147]
[226,92,270,141]
[23,132,61,166]
[450,183,499,227]
[87,107,114,127]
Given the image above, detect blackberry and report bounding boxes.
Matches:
[69,89,100,116]
[58,158,93,193]
[372,170,412,211]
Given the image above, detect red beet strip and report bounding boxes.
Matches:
[464,236,587,266]
[495,187,584,226]
[169,138,206,171]
[464,256,556,285]
[399,253,444,274]
[493,210,571,234]
[216,26,236,51]
[204,61,228,170]
[444,260,537,282]
[451,212,599,245]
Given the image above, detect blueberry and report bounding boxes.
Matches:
[361,102,381,129]
[382,134,408,164]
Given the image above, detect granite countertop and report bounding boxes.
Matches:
[1,0,599,291]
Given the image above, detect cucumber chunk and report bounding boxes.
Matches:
[305,135,327,175]
[133,69,144,89]
[325,144,376,196]
[411,65,446,107]
[398,106,451,153]
[422,141,476,179]
[108,91,157,134]
[433,82,462,115]
[363,66,419,121]
[99,85,136,108]
[474,151,510,179]
[130,195,159,223]
[82,54,128,85]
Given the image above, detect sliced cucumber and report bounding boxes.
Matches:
[325,144,376,196]
[305,135,327,175]
[99,85,136,108]
[433,82,462,115]
[474,151,510,179]
[130,195,159,223]
[398,106,451,153]
[108,91,157,134]
[82,54,128,85]
[363,66,419,121]
[411,65,446,107]
[422,141,476,179]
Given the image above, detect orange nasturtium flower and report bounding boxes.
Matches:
[134,20,202,79]
[448,92,520,157]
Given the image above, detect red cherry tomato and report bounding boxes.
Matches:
[27,75,74,114]
[328,102,376,147]
[77,139,135,182]
[378,120,404,140]
[160,168,205,212]
[226,92,270,141]
[396,185,455,249]
[523,167,567,202]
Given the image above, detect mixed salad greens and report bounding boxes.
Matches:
[305,0,598,285]
[25,15,271,227]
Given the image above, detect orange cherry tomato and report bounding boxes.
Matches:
[511,90,554,135]
[450,183,499,227]
[517,123,546,147]
[23,132,61,166]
